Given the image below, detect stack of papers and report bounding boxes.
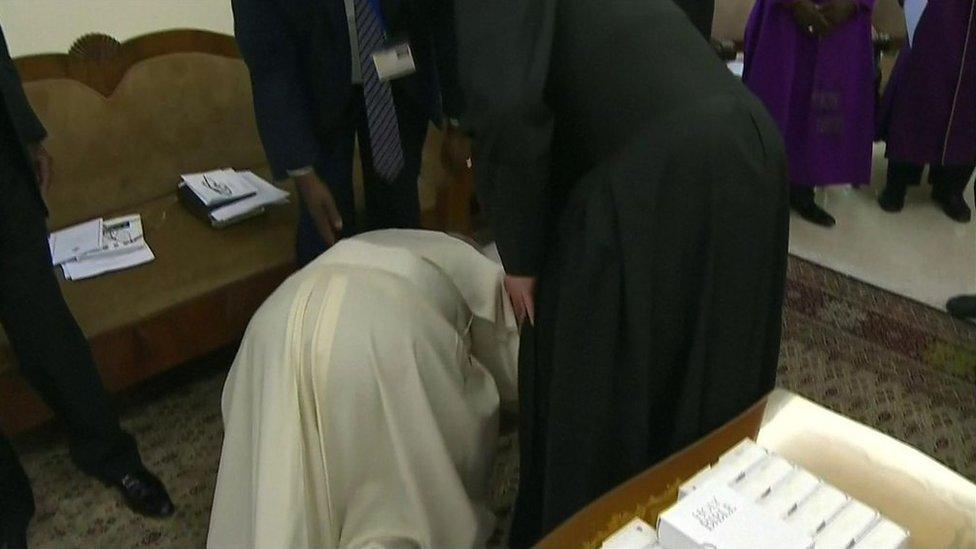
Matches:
[49,215,154,281]
[179,169,290,227]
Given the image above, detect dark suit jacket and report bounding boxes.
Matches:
[0,23,45,181]
[232,0,462,180]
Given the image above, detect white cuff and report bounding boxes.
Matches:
[287,166,315,178]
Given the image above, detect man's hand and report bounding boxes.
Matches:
[504,275,537,327]
[294,172,343,246]
[27,142,53,193]
[791,0,832,36]
[818,0,858,29]
[440,124,472,175]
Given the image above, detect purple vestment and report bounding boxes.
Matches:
[878,0,976,167]
[743,0,876,187]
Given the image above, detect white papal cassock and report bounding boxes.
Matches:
[207,230,518,549]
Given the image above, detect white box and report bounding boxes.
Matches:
[718,439,769,475]
[679,463,743,498]
[758,470,821,518]
[786,484,850,537]
[815,500,879,549]
[658,483,814,549]
[733,455,795,501]
[855,519,910,549]
[680,440,768,498]
[601,518,658,549]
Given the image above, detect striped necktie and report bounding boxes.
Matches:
[355,0,405,181]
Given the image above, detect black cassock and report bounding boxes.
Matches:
[458,0,790,545]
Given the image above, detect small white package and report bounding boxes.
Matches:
[758,469,821,518]
[855,518,910,549]
[733,455,795,501]
[679,463,742,499]
[679,440,768,498]
[815,500,879,549]
[786,484,850,537]
[659,483,813,549]
[601,518,658,549]
[718,439,769,474]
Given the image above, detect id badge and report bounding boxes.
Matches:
[372,42,416,81]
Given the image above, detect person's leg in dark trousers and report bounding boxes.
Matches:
[930,163,974,222]
[0,173,142,484]
[356,87,428,232]
[879,160,924,212]
[0,432,32,547]
[0,159,172,528]
[295,107,359,268]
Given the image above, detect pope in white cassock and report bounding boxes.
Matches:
[207,230,518,549]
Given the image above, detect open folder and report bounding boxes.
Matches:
[179,169,290,228]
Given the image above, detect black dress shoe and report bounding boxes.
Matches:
[946,295,976,320]
[791,198,836,227]
[0,524,27,549]
[878,184,906,212]
[933,191,972,222]
[114,469,176,518]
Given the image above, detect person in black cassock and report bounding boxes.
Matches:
[456,0,790,545]
[0,23,173,549]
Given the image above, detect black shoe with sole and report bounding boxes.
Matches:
[878,184,907,212]
[932,189,972,222]
[0,524,27,549]
[112,469,176,518]
[946,295,976,320]
[791,193,836,227]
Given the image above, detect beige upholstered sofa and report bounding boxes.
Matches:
[0,30,459,434]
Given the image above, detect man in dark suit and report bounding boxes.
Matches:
[232,0,465,266]
[0,24,174,549]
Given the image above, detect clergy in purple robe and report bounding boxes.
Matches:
[877,0,975,223]
[743,0,876,227]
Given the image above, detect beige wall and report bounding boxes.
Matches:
[713,0,907,41]
[0,0,234,57]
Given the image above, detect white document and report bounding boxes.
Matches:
[62,245,154,281]
[182,168,256,207]
[904,0,927,47]
[49,218,103,266]
[60,215,154,280]
[209,171,290,223]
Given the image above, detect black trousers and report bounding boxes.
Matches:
[887,161,976,196]
[0,137,140,533]
[295,86,429,267]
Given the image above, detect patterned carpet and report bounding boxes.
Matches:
[13,257,975,548]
